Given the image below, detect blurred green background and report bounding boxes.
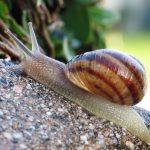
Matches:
[0,0,150,110]
[103,0,150,110]
[106,32,150,110]
[0,0,119,61]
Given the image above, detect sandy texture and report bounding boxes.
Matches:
[0,59,150,150]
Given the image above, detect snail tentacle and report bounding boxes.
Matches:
[28,22,40,54]
[6,30,33,58]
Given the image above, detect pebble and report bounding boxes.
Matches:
[49,102,53,106]
[80,134,88,142]
[97,138,105,147]
[46,111,52,116]
[44,107,49,111]
[28,116,34,122]
[116,133,121,139]
[13,85,23,93]
[126,141,135,150]
[3,110,9,115]
[19,144,28,149]
[41,133,49,140]
[12,122,19,129]
[13,132,23,139]
[57,139,62,145]
[79,125,82,130]
[40,104,46,108]
[5,94,11,99]
[23,130,32,137]
[104,130,111,137]
[1,122,9,130]
[89,123,95,130]
[1,68,6,72]
[58,108,63,112]
[98,134,104,139]
[3,132,12,139]
[26,84,31,90]
[6,115,11,120]
[0,110,3,116]
[110,133,114,137]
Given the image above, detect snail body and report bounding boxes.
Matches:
[6,23,150,145]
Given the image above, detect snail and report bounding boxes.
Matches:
[5,22,150,145]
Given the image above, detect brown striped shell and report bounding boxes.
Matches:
[65,49,147,106]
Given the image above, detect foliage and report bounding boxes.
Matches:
[0,0,118,62]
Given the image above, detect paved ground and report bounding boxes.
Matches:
[0,59,150,150]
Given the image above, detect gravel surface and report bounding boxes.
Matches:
[0,59,150,150]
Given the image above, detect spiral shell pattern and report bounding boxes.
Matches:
[65,49,147,105]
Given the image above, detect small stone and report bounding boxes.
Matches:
[2,122,9,130]
[19,144,28,149]
[5,94,11,99]
[57,139,62,145]
[89,124,95,130]
[110,122,114,125]
[80,134,88,142]
[28,106,33,110]
[49,102,53,106]
[13,132,23,139]
[6,115,11,120]
[28,116,34,122]
[26,84,31,89]
[1,68,6,72]
[3,132,12,139]
[94,144,101,149]
[116,133,121,139]
[110,133,114,137]
[58,108,63,112]
[0,110,3,116]
[3,110,9,115]
[112,138,117,144]
[104,130,110,137]
[79,125,82,130]
[41,133,49,140]
[44,107,49,112]
[23,130,32,137]
[46,111,52,116]
[40,104,46,108]
[13,85,23,93]
[126,141,135,150]
[12,122,19,129]
[97,138,105,147]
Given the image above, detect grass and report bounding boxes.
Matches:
[105,31,150,110]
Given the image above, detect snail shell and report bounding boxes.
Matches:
[65,49,147,106]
